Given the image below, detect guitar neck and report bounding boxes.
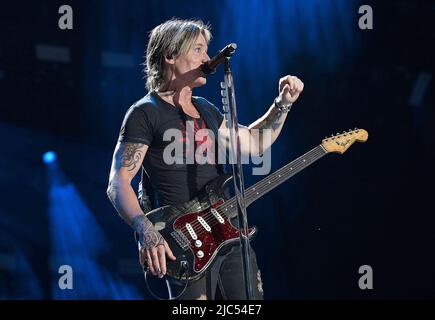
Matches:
[245,145,327,206]
[224,145,328,218]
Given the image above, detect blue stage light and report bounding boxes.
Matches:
[43,151,57,164]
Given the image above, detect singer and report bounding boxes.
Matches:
[106,18,304,300]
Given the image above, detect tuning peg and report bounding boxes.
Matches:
[221,89,227,97]
[336,132,340,135]
[220,82,226,89]
[354,127,358,130]
[222,97,228,105]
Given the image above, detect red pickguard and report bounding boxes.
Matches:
[173,199,253,273]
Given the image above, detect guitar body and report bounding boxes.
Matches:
[145,174,256,282]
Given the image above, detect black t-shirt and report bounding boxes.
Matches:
[118,91,224,206]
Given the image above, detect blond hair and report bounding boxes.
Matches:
[144,18,212,91]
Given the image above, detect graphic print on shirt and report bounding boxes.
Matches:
[179,118,216,165]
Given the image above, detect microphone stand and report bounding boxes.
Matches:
[220,57,254,300]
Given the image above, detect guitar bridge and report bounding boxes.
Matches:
[171,230,190,251]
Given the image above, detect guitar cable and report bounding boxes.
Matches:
[143,260,190,300]
[134,232,190,300]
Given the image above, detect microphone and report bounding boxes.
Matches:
[201,43,237,75]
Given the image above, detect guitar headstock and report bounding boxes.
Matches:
[321,128,368,154]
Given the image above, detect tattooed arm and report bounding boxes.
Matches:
[107,142,148,225]
[106,142,175,277]
[218,75,304,155]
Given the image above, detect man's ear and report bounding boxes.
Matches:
[164,54,175,65]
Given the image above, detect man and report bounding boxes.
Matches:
[106,18,303,300]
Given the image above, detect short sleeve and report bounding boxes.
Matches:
[118,105,156,146]
[208,102,224,127]
[194,96,224,128]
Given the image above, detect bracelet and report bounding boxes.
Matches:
[274,97,293,113]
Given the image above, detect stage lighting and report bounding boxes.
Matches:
[43,151,57,164]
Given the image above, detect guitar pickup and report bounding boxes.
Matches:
[197,216,211,232]
[186,223,198,240]
[211,208,225,224]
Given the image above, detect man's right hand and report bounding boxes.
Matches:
[132,215,176,278]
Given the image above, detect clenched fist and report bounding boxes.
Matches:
[278,75,304,106]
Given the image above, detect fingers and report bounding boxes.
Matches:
[288,76,296,91]
[294,77,304,92]
[139,238,175,278]
[150,247,161,276]
[280,83,290,96]
[143,244,171,278]
[157,245,166,278]
[164,241,177,261]
[146,249,156,275]
[139,246,146,266]
[279,75,304,94]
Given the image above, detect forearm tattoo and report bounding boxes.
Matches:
[120,143,144,171]
[258,109,283,133]
[132,215,164,249]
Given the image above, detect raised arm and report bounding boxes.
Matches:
[218,75,304,155]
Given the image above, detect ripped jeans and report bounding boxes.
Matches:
[169,244,264,300]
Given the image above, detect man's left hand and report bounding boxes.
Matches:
[278,75,304,105]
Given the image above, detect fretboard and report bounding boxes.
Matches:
[221,145,328,218]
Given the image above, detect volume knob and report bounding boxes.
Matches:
[194,240,202,248]
[196,250,204,259]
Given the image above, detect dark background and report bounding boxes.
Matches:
[0,0,434,299]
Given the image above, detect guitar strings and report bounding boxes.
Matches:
[221,146,326,213]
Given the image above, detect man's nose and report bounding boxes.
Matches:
[202,53,210,63]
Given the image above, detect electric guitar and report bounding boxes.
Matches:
[145,128,368,282]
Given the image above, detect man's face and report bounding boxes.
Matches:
[172,33,210,88]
